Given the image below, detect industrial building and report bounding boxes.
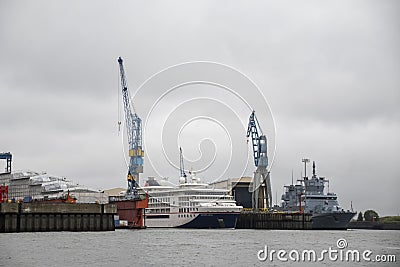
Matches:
[103,187,126,202]
[210,177,252,208]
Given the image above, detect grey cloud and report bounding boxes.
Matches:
[0,0,399,215]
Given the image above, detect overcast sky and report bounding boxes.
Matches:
[1,1,399,216]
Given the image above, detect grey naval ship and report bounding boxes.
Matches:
[280,160,356,229]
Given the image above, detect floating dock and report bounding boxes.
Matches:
[113,196,148,229]
[236,212,312,230]
[0,202,116,232]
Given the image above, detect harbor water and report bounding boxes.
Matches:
[1,229,399,266]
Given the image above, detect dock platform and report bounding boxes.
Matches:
[236,212,312,230]
[0,202,116,232]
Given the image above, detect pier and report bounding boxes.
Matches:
[236,212,312,230]
[0,202,116,232]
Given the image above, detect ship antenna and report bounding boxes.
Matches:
[302,158,310,179]
[313,161,316,177]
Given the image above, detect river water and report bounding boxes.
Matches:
[0,229,399,266]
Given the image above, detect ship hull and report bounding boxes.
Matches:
[178,213,240,228]
[312,212,356,230]
[146,212,241,228]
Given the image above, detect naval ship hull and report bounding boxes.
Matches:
[312,212,356,230]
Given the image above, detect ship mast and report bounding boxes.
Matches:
[302,158,310,180]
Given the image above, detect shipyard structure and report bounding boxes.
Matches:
[2,56,356,231]
[0,170,108,204]
[0,152,117,233]
[0,57,150,231]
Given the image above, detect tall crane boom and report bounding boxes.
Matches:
[247,111,261,167]
[246,111,272,210]
[118,57,144,199]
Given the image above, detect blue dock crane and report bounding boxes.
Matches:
[246,111,272,210]
[118,57,144,200]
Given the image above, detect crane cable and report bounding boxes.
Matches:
[117,65,130,173]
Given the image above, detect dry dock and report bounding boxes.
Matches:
[0,202,116,232]
[236,212,312,230]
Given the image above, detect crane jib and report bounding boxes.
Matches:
[247,111,268,167]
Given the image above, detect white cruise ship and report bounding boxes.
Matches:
[143,173,243,228]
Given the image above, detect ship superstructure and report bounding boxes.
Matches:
[144,173,243,228]
[280,160,356,229]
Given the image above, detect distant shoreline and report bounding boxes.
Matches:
[349,221,400,230]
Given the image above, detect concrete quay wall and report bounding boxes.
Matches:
[0,203,117,232]
[236,212,312,230]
